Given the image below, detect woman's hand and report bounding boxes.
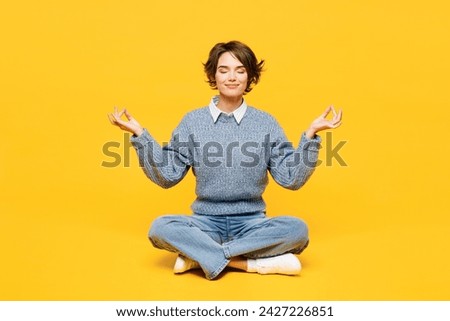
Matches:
[305,105,343,139]
[108,106,144,136]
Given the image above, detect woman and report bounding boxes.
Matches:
[108,40,342,280]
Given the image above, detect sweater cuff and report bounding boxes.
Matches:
[299,132,321,152]
[130,128,153,149]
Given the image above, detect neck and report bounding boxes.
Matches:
[217,95,243,113]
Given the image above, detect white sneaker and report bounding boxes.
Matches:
[247,253,301,275]
[173,255,200,274]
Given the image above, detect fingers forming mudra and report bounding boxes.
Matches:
[108,106,143,136]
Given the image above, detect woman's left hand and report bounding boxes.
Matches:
[305,105,342,139]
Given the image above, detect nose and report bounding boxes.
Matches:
[228,71,237,81]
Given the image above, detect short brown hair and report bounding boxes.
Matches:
[203,41,265,94]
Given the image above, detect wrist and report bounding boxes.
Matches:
[305,128,317,139]
[134,127,144,137]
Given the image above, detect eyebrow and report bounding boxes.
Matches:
[217,65,246,69]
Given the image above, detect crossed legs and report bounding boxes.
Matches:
[148,213,309,280]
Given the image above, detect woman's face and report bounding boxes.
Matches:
[215,51,248,99]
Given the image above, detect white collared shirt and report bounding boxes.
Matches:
[208,95,247,124]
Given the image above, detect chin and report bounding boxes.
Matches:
[220,90,245,98]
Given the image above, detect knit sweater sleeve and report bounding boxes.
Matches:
[129,117,192,189]
[268,122,322,190]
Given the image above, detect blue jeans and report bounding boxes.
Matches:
[149,212,309,280]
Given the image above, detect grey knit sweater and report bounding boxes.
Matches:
[130,105,321,215]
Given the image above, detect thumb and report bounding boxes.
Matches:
[124,109,133,121]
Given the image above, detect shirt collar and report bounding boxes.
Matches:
[208,95,247,124]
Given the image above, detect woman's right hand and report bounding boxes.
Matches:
[108,106,144,136]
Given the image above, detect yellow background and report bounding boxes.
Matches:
[1,0,449,300]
